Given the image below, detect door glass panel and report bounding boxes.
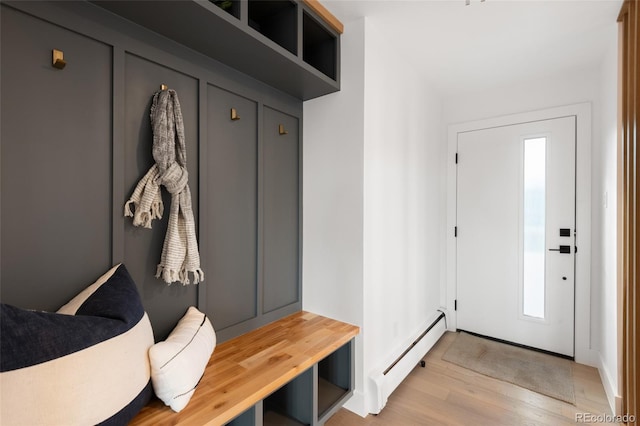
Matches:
[523,137,546,319]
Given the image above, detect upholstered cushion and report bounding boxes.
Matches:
[0,264,154,425]
[149,306,216,412]
[57,263,121,315]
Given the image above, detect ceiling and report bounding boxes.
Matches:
[322,0,622,96]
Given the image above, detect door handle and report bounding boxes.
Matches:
[549,245,571,254]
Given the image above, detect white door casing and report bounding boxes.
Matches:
[456,117,575,356]
[445,103,594,366]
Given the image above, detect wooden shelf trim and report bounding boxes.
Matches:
[130,311,359,426]
[303,0,344,34]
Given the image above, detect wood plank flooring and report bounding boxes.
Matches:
[327,332,615,426]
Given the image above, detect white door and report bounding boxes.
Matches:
[456,116,576,357]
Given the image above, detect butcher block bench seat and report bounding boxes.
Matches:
[130,311,360,426]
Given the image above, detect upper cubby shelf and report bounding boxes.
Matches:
[92,0,341,101]
[249,1,298,56]
[212,0,241,19]
[303,11,336,81]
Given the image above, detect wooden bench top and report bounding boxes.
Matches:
[131,311,360,426]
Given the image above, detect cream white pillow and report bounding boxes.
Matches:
[149,306,216,412]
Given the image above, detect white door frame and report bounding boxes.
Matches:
[445,102,595,366]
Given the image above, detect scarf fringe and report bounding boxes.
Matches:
[150,199,164,221]
[124,200,135,217]
[124,198,164,229]
[156,265,205,286]
[137,212,153,229]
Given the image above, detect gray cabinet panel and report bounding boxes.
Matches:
[0,7,112,310]
[123,54,199,340]
[1,1,303,344]
[206,85,258,330]
[263,107,299,313]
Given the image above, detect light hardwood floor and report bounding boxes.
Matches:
[327,332,615,426]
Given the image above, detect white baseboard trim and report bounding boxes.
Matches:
[597,352,620,415]
[343,390,367,418]
[367,312,446,414]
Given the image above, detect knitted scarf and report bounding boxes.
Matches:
[124,89,204,285]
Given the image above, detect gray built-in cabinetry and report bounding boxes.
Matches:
[0,0,337,342]
[205,86,300,340]
[92,0,340,100]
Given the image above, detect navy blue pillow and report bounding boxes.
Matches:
[1,265,144,372]
[0,264,154,426]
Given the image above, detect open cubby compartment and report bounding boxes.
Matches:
[302,11,337,80]
[263,367,313,426]
[210,0,241,19]
[317,341,353,421]
[248,0,297,55]
[225,404,257,426]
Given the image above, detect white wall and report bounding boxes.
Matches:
[593,24,620,412]
[303,17,444,416]
[443,68,600,124]
[303,17,366,411]
[361,18,443,411]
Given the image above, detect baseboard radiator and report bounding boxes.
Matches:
[368,310,447,414]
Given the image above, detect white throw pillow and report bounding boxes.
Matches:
[149,306,216,412]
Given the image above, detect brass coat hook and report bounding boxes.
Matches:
[230,108,240,121]
[278,124,288,135]
[160,84,168,91]
[52,49,66,69]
